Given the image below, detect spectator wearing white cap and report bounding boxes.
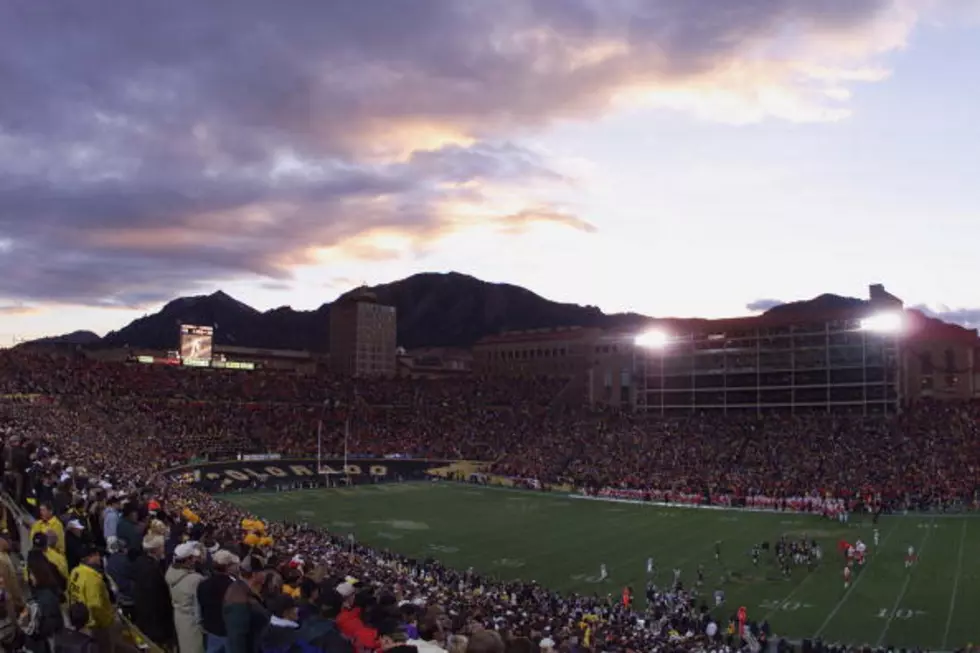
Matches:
[167,542,206,653]
[197,550,239,653]
[131,534,176,648]
[64,517,88,571]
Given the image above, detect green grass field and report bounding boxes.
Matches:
[226,483,980,650]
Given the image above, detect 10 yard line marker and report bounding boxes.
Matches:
[940,520,968,650]
[875,518,935,647]
[760,567,815,623]
[813,519,899,639]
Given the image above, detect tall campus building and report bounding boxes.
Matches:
[329,289,397,377]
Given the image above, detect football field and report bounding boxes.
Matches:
[226,482,980,650]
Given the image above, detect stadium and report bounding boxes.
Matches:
[1,283,980,653]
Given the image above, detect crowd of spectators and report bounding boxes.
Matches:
[493,402,980,512]
[4,352,980,511]
[0,350,977,652]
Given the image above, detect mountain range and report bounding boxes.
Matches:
[24,272,901,352]
[31,272,655,352]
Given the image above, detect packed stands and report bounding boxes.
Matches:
[1,350,979,652]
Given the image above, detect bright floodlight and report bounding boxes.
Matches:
[860,312,904,333]
[635,329,670,348]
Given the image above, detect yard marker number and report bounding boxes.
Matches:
[876,609,925,620]
[760,600,812,612]
[570,573,605,583]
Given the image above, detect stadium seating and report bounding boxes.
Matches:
[1,349,978,652]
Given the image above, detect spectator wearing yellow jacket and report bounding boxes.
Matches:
[68,545,115,650]
[28,502,65,555]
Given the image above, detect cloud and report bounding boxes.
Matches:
[0,0,925,305]
[0,304,38,316]
[910,304,980,329]
[746,299,785,312]
[495,207,598,234]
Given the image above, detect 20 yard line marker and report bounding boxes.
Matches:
[940,520,968,650]
[813,519,899,639]
[875,518,935,647]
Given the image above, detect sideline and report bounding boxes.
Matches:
[569,493,825,516]
[566,493,979,519]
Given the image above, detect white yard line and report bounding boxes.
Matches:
[941,520,968,650]
[875,518,935,647]
[813,519,899,639]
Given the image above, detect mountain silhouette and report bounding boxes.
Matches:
[25,273,898,352]
[82,272,651,351]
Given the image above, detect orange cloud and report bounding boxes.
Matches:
[495,207,597,235]
[0,304,39,316]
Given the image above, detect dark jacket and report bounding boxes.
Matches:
[259,618,303,653]
[64,531,88,572]
[116,518,140,552]
[299,616,353,653]
[223,580,270,653]
[25,586,64,653]
[52,630,99,653]
[129,554,176,645]
[197,573,235,636]
[104,552,134,605]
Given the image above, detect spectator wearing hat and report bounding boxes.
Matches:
[64,519,89,572]
[223,555,270,653]
[29,532,67,588]
[167,542,206,653]
[66,545,114,651]
[130,534,176,649]
[198,550,239,653]
[297,587,352,653]
[336,584,378,653]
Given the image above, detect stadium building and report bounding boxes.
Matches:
[474,284,980,414]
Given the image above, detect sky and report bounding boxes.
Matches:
[1,0,979,344]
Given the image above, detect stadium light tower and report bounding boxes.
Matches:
[634,329,670,349]
[859,312,904,333]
